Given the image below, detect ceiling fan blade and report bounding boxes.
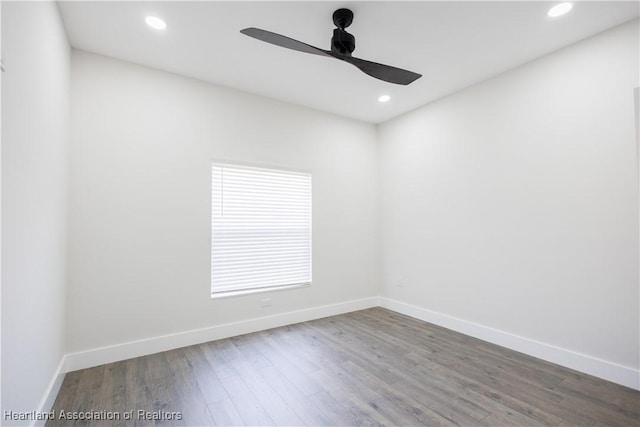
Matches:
[337,55,422,85]
[241,28,331,58]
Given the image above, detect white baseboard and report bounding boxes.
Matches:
[33,357,66,427]
[61,295,639,392]
[63,296,379,373]
[379,297,640,391]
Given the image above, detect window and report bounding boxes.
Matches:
[211,162,312,297]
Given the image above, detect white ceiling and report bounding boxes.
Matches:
[58,1,639,124]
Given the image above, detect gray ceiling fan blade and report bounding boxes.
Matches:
[336,55,422,85]
[241,28,332,58]
[241,25,421,85]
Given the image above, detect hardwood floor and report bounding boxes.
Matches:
[48,308,640,426]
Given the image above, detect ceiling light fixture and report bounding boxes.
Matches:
[145,16,167,30]
[547,2,573,17]
[378,95,391,103]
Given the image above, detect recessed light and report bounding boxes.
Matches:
[378,95,391,103]
[548,2,573,17]
[145,16,167,30]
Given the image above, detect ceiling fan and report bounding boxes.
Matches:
[240,8,422,86]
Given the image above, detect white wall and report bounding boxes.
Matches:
[67,50,379,354]
[379,19,639,380]
[3,7,636,411]
[1,1,69,422]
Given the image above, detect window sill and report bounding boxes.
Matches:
[211,282,311,299]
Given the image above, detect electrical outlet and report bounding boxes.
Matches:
[396,275,404,288]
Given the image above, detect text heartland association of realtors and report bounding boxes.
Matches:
[3,409,183,421]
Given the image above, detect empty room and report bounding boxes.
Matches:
[2,1,639,426]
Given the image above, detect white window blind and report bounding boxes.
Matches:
[211,163,312,295]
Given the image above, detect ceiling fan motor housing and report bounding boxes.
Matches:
[332,29,355,56]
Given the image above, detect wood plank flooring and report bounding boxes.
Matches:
[48,308,640,426]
